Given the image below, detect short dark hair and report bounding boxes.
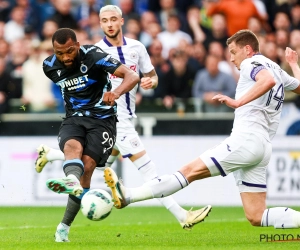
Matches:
[226,29,260,52]
[52,28,77,45]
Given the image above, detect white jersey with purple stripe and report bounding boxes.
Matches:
[95,37,154,121]
[232,54,299,141]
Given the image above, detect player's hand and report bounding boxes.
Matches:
[140,77,154,89]
[285,47,298,65]
[103,91,119,106]
[212,94,238,109]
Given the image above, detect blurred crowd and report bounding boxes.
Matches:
[0,0,300,114]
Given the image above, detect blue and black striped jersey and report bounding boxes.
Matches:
[43,45,122,119]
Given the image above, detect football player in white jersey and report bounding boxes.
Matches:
[35,5,211,238]
[103,30,300,230]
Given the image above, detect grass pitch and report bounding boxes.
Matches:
[0,206,299,250]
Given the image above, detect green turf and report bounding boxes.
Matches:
[0,206,299,250]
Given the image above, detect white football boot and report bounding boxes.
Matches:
[55,223,70,242]
[180,205,212,230]
[103,167,128,209]
[35,144,50,173]
[46,177,83,197]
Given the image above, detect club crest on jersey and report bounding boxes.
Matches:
[57,70,61,76]
[129,50,138,60]
[80,63,88,73]
[130,138,140,148]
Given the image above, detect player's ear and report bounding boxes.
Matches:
[245,45,252,56]
[120,17,124,26]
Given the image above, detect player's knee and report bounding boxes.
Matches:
[245,214,262,226]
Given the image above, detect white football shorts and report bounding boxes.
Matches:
[114,118,145,158]
[200,132,272,192]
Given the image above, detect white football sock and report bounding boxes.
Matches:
[132,154,188,222]
[128,172,189,203]
[47,148,65,161]
[132,154,158,181]
[67,174,79,182]
[261,207,300,228]
[105,155,117,167]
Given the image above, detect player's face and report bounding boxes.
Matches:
[228,42,248,70]
[100,11,123,38]
[53,38,80,69]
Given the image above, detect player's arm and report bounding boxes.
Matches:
[140,69,158,90]
[285,47,300,94]
[110,64,140,98]
[213,69,275,109]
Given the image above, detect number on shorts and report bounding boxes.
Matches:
[266,83,284,110]
[102,132,114,152]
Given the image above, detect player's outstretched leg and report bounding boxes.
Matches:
[35,144,50,173]
[46,175,83,197]
[130,153,212,230]
[103,167,128,208]
[35,144,65,173]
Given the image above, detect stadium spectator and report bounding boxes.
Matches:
[41,19,59,41]
[161,50,194,111]
[290,1,300,29]
[4,39,28,99]
[0,0,11,22]
[140,21,161,48]
[35,0,55,38]
[203,13,228,50]
[21,40,55,113]
[155,0,188,32]
[247,16,265,37]
[84,10,104,42]
[75,0,103,30]
[273,11,291,31]
[124,17,141,40]
[261,41,280,64]
[104,31,300,232]
[186,5,206,43]
[48,0,79,29]
[206,0,263,36]
[4,6,26,43]
[139,10,158,47]
[137,38,168,104]
[0,20,4,39]
[14,0,39,34]
[192,53,236,113]
[208,41,234,76]
[0,38,9,60]
[275,29,290,63]
[0,56,13,114]
[119,0,139,31]
[157,13,192,59]
[289,29,300,49]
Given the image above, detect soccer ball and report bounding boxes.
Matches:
[81,189,113,221]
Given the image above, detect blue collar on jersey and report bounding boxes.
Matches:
[253,53,262,56]
[103,36,127,47]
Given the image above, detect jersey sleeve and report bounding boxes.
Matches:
[95,53,122,75]
[138,43,154,74]
[281,69,300,90]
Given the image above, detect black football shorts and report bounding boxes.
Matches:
[58,116,117,164]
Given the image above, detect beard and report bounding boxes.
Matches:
[60,51,80,69]
[104,29,121,39]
